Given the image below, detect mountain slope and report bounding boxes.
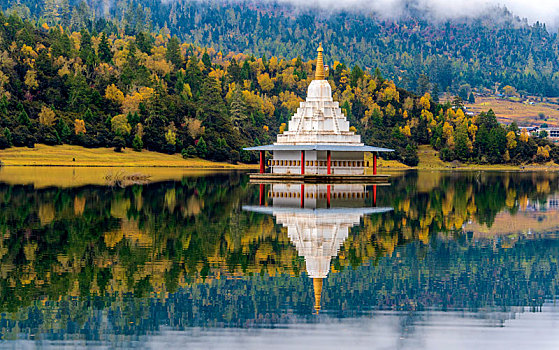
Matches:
[3,0,558,97]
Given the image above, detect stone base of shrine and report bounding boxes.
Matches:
[248,173,390,184]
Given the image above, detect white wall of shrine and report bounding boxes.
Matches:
[269,183,369,208]
[270,150,366,175]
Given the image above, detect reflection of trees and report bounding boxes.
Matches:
[1,171,559,335]
[336,172,559,268]
[2,238,559,342]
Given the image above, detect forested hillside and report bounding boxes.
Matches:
[3,0,559,97]
[0,9,558,165]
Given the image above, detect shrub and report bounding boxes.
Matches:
[440,147,455,162]
[113,136,126,152]
[132,134,143,152]
[0,135,9,149]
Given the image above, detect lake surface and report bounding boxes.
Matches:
[1,169,559,349]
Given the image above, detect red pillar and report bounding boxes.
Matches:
[327,185,331,208]
[301,151,305,175]
[259,151,265,174]
[373,152,377,175]
[259,184,264,206]
[327,151,331,175]
[373,184,377,207]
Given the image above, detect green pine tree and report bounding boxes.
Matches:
[98,33,112,63]
[18,109,30,126]
[166,36,182,68]
[196,136,207,158]
[4,127,12,146]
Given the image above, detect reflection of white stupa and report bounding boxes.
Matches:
[244,184,392,313]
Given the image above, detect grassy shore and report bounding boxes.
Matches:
[370,145,559,171]
[0,144,557,173]
[0,144,256,168]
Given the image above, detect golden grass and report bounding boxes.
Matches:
[0,144,255,168]
[466,96,559,127]
[0,166,242,188]
[375,145,559,171]
[364,152,410,170]
[416,145,448,169]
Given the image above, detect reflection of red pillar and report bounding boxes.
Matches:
[373,152,377,175]
[259,151,265,174]
[327,185,331,208]
[301,184,305,208]
[373,184,377,207]
[327,151,331,175]
[301,150,305,175]
[259,184,264,205]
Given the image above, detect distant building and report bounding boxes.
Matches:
[519,126,540,137]
[545,128,559,139]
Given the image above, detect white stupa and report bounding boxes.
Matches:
[245,44,393,176]
[275,45,361,146]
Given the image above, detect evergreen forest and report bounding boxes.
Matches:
[0,3,558,165]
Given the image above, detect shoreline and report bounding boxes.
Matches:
[1,163,556,172]
[0,164,256,169]
[382,166,559,172]
[1,144,558,172]
[0,144,256,169]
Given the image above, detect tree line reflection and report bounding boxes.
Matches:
[1,171,559,340]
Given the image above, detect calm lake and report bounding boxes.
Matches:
[1,169,559,349]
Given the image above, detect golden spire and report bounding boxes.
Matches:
[315,43,325,80]
[313,278,323,314]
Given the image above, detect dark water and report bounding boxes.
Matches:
[1,170,559,349]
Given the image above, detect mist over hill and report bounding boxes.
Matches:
[2,0,559,96]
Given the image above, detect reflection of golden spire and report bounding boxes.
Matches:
[315,43,325,80]
[313,278,323,314]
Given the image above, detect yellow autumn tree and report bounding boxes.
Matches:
[537,145,551,159]
[419,93,431,110]
[74,119,86,134]
[111,114,132,135]
[454,109,466,125]
[468,123,478,140]
[24,69,38,90]
[380,81,399,102]
[38,106,56,126]
[443,122,454,147]
[105,84,125,105]
[165,124,177,145]
[506,131,517,149]
[279,91,303,112]
[257,73,274,92]
[122,87,154,114]
[400,124,411,137]
[520,129,530,142]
